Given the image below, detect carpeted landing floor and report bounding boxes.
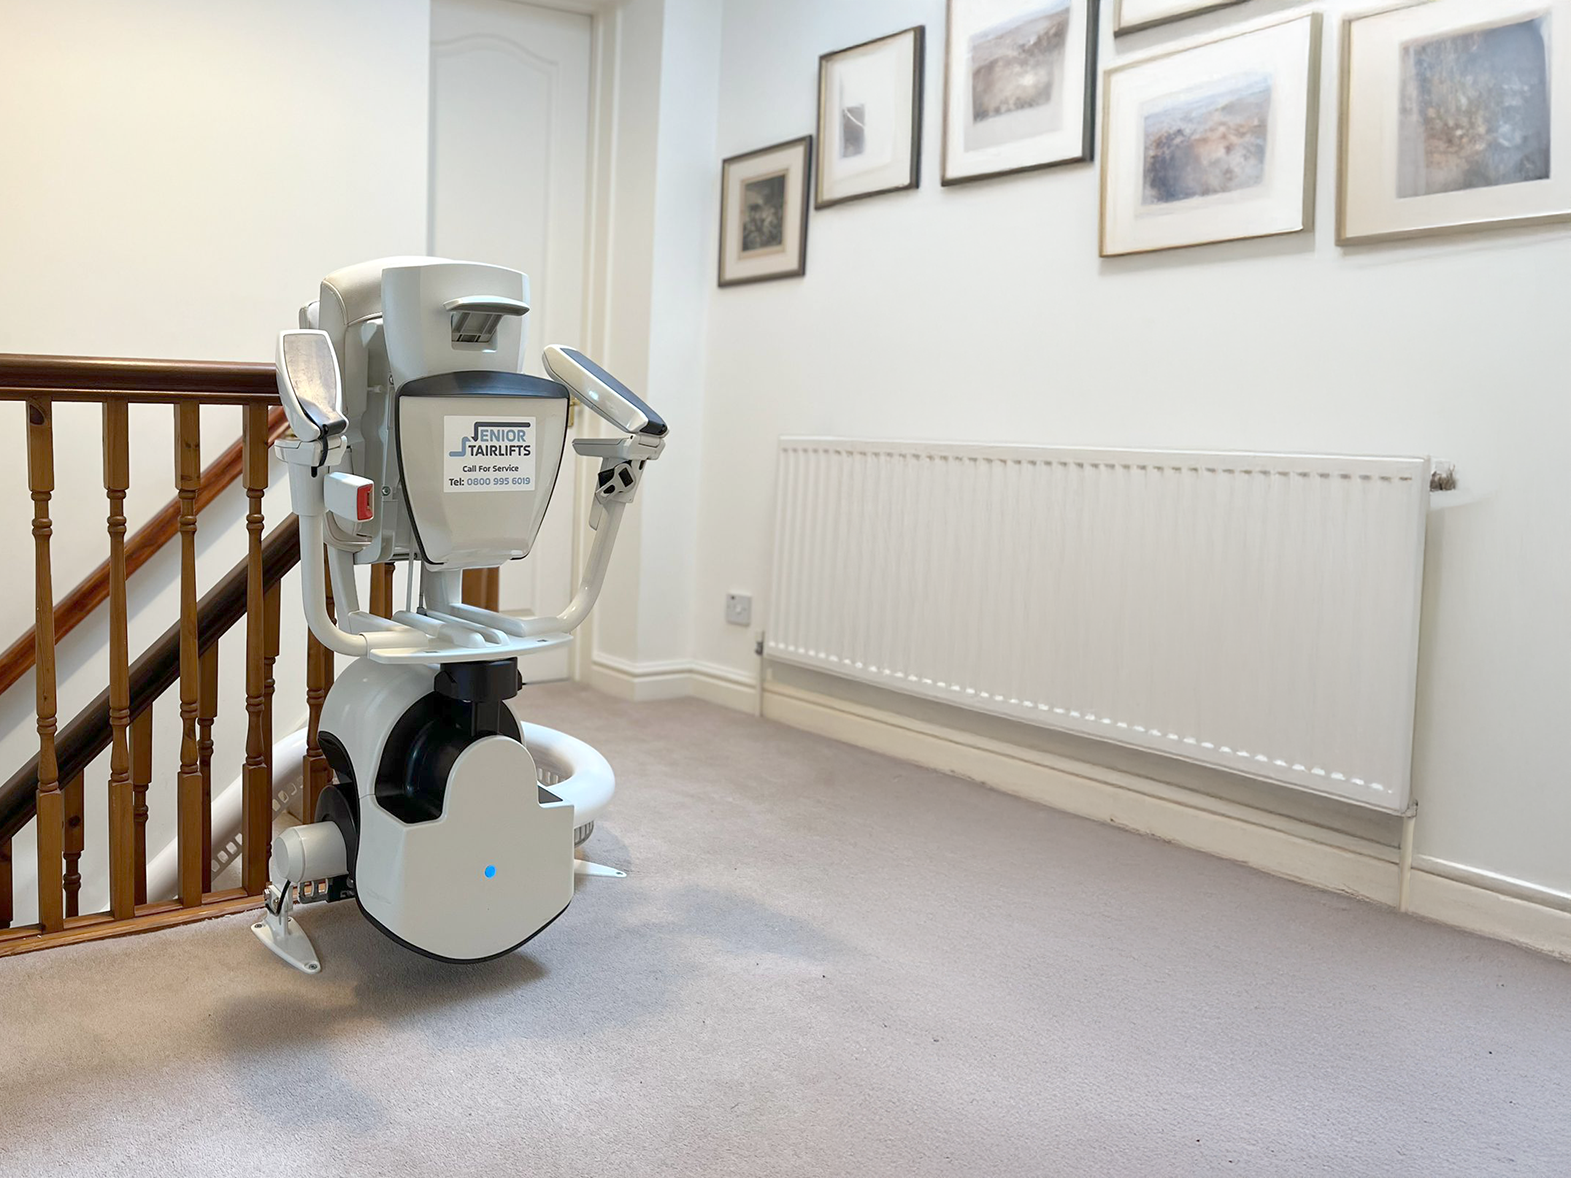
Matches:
[2,684,1568,1176]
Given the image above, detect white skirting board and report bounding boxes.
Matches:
[760,679,1571,962]
[589,654,759,712]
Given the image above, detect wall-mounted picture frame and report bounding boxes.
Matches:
[942,0,1100,184]
[719,136,812,288]
[815,26,925,208]
[1114,0,1249,37]
[1339,0,1570,245]
[1100,12,1322,257]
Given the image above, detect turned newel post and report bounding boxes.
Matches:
[28,398,64,932]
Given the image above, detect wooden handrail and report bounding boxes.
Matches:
[0,353,277,404]
[0,516,301,846]
[0,407,289,696]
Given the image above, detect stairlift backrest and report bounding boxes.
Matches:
[305,257,563,570]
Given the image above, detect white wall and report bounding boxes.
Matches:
[584,0,724,682]
[688,0,1571,895]
[0,0,431,920]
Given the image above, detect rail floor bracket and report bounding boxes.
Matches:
[252,883,322,974]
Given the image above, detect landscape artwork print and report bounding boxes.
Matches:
[942,0,1097,183]
[1339,0,1570,244]
[965,1,1071,151]
[1397,16,1551,199]
[1141,72,1272,207]
[1100,13,1320,255]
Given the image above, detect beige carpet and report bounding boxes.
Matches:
[2,685,1568,1177]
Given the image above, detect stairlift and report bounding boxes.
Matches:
[253,257,665,973]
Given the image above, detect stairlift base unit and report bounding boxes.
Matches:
[318,656,577,964]
[260,257,665,973]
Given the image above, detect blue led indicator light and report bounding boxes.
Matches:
[484,864,497,879]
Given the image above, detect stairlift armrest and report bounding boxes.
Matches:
[544,345,666,439]
[511,497,627,637]
[276,330,348,446]
[572,433,665,462]
[298,514,414,657]
[432,495,622,639]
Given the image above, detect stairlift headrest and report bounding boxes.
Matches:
[382,261,530,385]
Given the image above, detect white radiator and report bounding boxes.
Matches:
[766,438,1431,813]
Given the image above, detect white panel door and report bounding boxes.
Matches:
[430,0,591,680]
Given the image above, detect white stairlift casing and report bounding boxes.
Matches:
[256,256,665,973]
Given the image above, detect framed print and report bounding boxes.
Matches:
[1115,0,1248,37]
[942,0,1100,184]
[719,136,812,287]
[1339,0,1571,245]
[816,26,925,208]
[1100,13,1322,257]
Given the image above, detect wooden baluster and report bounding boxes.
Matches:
[241,405,270,896]
[198,643,218,892]
[303,552,334,823]
[175,403,203,907]
[263,580,281,823]
[462,568,500,608]
[62,771,84,918]
[131,707,152,905]
[1,837,13,929]
[104,400,135,920]
[370,562,395,618]
[28,398,64,933]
